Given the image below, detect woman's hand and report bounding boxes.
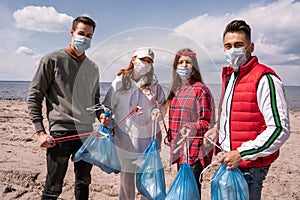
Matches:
[180,126,191,138]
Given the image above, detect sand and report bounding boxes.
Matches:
[0,99,299,200]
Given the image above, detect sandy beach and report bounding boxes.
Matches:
[0,98,299,200]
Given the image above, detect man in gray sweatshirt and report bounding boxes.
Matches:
[27,16,100,200]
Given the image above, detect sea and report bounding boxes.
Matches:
[0,81,299,111]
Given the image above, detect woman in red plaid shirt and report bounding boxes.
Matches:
[166,48,215,197]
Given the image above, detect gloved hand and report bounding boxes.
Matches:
[179,126,191,138]
[203,127,217,147]
[173,126,191,155]
[150,108,160,121]
[99,112,111,127]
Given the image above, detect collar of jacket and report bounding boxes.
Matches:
[222,56,258,78]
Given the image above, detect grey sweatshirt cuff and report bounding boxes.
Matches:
[33,121,45,132]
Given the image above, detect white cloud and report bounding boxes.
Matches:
[90,27,220,83]
[287,55,300,62]
[174,0,300,67]
[13,6,73,32]
[125,36,135,42]
[15,46,37,56]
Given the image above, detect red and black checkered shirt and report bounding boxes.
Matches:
[169,80,215,166]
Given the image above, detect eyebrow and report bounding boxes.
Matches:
[77,31,93,38]
[234,42,244,45]
[224,41,244,46]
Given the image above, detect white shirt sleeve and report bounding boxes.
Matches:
[237,74,290,160]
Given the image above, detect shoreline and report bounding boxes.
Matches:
[1,97,300,111]
[0,99,299,199]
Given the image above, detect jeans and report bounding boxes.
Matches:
[177,160,204,197]
[41,131,93,200]
[240,165,270,200]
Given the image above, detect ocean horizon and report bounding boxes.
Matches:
[0,80,299,111]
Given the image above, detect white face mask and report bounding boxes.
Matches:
[134,58,152,76]
[224,48,247,70]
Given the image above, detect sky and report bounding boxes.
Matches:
[1,0,300,86]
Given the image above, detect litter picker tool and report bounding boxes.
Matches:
[47,105,143,145]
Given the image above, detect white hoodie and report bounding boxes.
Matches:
[103,75,165,160]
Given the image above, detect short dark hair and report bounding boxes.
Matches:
[72,16,96,32]
[223,20,251,42]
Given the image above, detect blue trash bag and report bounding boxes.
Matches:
[165,162,200,200]
[72,125,121,174]
[136,140,166,200]
[211,163,249,200]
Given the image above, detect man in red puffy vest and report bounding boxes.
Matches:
[217,20,290,200]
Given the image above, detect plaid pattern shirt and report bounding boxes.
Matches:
[169,80,215,166]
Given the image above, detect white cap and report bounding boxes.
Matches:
[133,47,154,61]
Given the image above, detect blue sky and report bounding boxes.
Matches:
[1,0,300,85]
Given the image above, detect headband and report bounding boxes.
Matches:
[179,51,196,57]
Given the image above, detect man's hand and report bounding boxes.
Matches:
[99,113,111,127]
[218,150,243,170]
[37,131,55,148]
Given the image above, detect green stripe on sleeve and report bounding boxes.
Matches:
[240,74,282,157]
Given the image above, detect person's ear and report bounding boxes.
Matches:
[250,42,254,53]
[70,29,74,37]
[131,56,137,64]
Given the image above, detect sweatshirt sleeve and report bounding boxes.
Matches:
[27,58,54,132]
[94,73,101,119]
[237,74,290,160]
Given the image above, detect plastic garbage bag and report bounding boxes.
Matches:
[73,125,121,174]
[136,140,166,200]
[211,163,249,200]
[165,162,200,200]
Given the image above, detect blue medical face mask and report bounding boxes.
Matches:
[73,35,91,52]
[224,48,247,70]
[176,66,192,80]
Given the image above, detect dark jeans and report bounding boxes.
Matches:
[41,131,93,200]
[177,160,203,197]
[240,165,270,200]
